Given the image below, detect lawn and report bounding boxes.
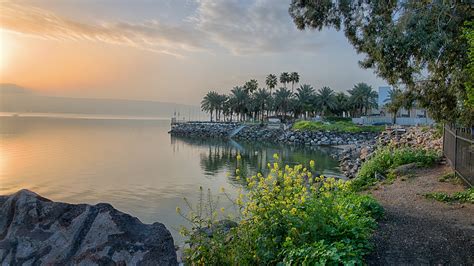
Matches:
[292,120,384,133]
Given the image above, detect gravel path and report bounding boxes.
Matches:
[366,164,474,265]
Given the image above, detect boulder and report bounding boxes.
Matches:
[0,190,178,265]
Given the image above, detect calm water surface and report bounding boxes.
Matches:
[0,116,341,243]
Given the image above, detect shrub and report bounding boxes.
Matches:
[352,147,439,190]
[293,120,384,133]
[425,188,474,204]
[324,116,352,123]
[179,157,382,264]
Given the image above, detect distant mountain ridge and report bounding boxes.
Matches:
[0,84,202,118]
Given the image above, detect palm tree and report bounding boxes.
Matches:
[273,87,293,119]
[333,92,350,117]
[243,79,258,94]
[289,72,300,92]
[348,83,378,116]
[295,84,315,119]
[265,74,278,93]
[253,88,272,121]
[201,91,220,121]
[215,94,228,121]
[229,86,249,121]
[385,88,404,124]
[314,87,337,116]
[279,72,290,89]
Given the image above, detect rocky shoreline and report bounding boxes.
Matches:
[170,122,378,146]
[170,122,442,180]
[170,122,379,179]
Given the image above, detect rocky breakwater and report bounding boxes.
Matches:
[0,190,178,265]
[234,125,379,146]
[170,122,240,138]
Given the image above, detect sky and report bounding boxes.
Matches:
[0,0,385,105]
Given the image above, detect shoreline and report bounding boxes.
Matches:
[169,121,379,178]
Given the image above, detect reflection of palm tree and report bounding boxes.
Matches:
[171,135,343,181]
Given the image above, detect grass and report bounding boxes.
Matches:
[293,120,384,133]
[438,172,463,184]
[425,188,474,204]
[350,147,439,190]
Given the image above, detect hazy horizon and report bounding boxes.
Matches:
[0,0,385,106]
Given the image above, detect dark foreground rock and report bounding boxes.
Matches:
[0,189,178,265]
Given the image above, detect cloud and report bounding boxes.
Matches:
[0,0,325,56]
[0,2,206,57]
[192,0,324,55]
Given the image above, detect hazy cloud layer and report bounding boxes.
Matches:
[0,2,206,56]
[1,0,324,56]
[194,0,322,55]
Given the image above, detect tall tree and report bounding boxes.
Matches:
[201,91,220,122]
[289,72,300,92]
[385,88,404,125]
[289,0,473,125]
[229,86,249,121]
[265,74,278,93]
[347,83,378,116]
[314,86,336,116]
[243,79,259,94]
[279,72,290,89]
[273,87,293,119]
[253,88,272,121]
[333,92,350,117]
[295,84,315,119]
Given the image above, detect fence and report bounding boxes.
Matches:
[352,116,435,126]
[443,124,473,186]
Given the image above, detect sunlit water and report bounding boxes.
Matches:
[0,115,341,244]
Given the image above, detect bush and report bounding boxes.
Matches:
[351,147,439,190]
[293,120,384,133]
[179,156,383,264]
[324,116,352,123]
[425,188,474,204]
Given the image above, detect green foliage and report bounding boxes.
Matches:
[179,157,382,265]
[289,1,473,125]
[293,120,383,133]
[347,83,378,116]
[425,188,474,204]
[352,147,439,190]
[438,172,462,185]
[464,21,474,109]
[324,116,352,123]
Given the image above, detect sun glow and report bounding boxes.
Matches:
[0,30,13,74]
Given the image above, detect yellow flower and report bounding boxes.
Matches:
[309,160,315,168]
[290,208,297,215]
[220,207,225,213]
[220,187,225,193]
[273,153,279,160]
[175,207,181,214]
[237,153,242,161]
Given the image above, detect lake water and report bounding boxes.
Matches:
[0,115,341,243]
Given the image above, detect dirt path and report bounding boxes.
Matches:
[365,164,474,265]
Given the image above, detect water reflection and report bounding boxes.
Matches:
[0,116,341,244]
[171,135,342,182]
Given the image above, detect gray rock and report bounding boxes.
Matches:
[0,190,178,265]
